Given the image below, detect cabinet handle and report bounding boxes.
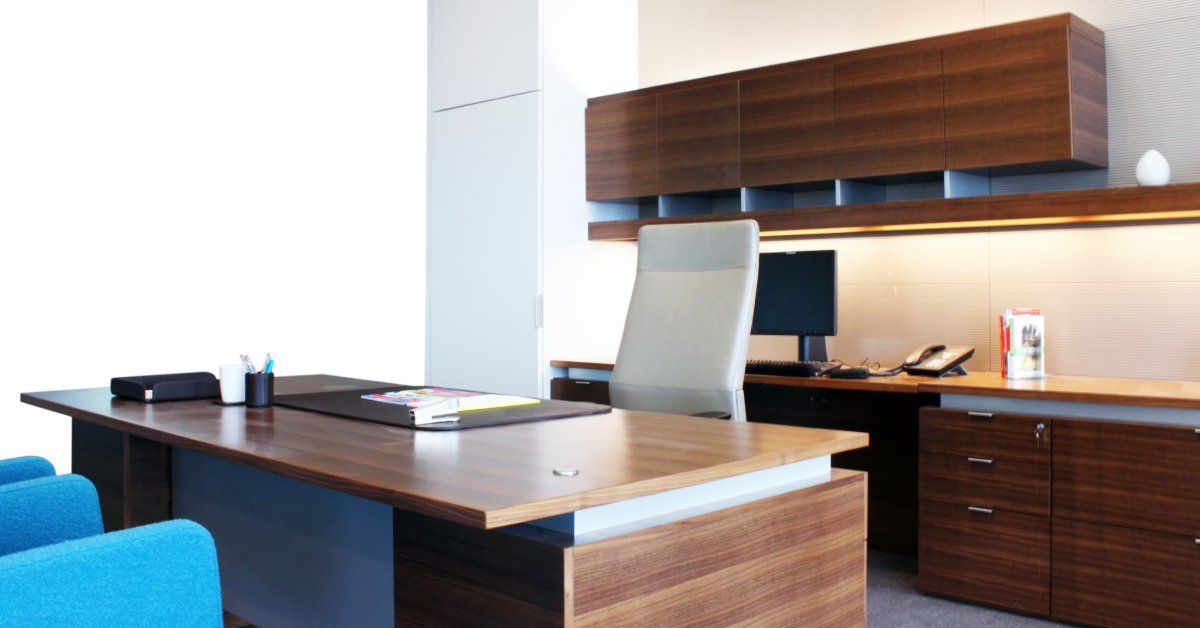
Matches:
[968,506,994,515]
[1194,428,1199,435]
[967,412,993,419]
[967,457,994,465]
[574,381,591,386]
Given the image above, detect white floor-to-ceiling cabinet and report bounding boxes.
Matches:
[426,0,637,397]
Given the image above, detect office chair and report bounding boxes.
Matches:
[609,220,759,421]
[0,458,223,627]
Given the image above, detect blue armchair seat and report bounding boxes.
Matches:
[0,469,223,627]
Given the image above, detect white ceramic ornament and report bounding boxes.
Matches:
[1136,149,1171,186]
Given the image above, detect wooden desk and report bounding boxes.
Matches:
[553,359,1200,409]
[21,375,869,627]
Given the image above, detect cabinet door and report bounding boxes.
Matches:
[835,49,945,179]
[944,25,1071,171]
[585,95,658,201]
[428,93,542,398]
[740,66,835,187]
[656,82,740,194]
[1052,518,1200,626]
[1053,418,1200,536]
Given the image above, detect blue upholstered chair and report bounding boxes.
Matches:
[0,458,224,627]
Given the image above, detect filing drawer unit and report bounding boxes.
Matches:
[1050,417,1200,627]
[919,408,1200,624]
[917,408,1051,615]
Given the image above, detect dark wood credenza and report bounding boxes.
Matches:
[551,363,1200,623]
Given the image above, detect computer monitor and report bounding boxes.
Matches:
[752,250,837,361]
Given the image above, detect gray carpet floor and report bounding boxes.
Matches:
[868,551,1061,627]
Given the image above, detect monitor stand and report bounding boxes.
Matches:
[799,336,828,362]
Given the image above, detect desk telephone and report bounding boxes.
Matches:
[899,343,975,377]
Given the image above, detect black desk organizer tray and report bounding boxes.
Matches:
[274,387,611,430]
[111,372,219,403]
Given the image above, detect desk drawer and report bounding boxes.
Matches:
[920,408,1049,464]
[919,451,1048,516]
[550,378,610,404]
[918,499,1050,616]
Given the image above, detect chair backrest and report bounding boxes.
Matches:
[609,220,759,420]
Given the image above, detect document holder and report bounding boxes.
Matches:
[110,372,219,403]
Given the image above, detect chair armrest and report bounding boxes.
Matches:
[0,520,222,627]
[0,456,55,486]
[0,475,103,556]
[690,410,732,420]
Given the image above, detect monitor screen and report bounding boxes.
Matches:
[752,250,837,337]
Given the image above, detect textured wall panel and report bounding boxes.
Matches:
[984,0,1200,31]
[989,281,1200,379]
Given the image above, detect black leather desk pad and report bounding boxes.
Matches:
[274,386,611,430]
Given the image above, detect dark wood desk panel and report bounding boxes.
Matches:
[21,375,867,530]
[552,359,1200,409]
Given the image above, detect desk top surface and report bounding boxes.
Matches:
[553,360,1200,409]
[20,375,867,530]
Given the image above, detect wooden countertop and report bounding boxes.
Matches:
[552,360,1200,410]
[20,375,868,530]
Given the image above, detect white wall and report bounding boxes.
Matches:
[548,0,1200,381]
[0,1,427,472]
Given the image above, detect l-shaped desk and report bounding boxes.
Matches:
[21,375,869,627]
[551,360,1200,625]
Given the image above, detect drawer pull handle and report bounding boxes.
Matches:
[967,457,994,465]
[967,412,994,419]
[574,381,592,386]
[1194,428,1200,435]
[967,506,994,515]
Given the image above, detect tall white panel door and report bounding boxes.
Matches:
[429,0,541,111]
[427,92,542,397]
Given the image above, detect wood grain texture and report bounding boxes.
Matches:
[1052,417,1200,536]
[71,419,171,532]
[919,451,1048,517]
[24,375,868,530]
[920,370,1200,410]
[918,499,1050,616]
[571,470,866,626]
[392,471,865,627]
[656,82,740,194]
[739,64,835,187]
[1068,15,1108,168]
[1052,517,1199,627]
[834,48,945,179]
[746,384,931,555]
[589,183,1200,242]
[393,508,570,627]
[920,408,1050,465]
[590,14,1088,107]
[585,95,657,201]
[943,24,1074,171]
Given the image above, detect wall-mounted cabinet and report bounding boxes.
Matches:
[584,95,657,201]
[943,16,1107,173]
[584,13,1110,229]
[656,82,741,195]
[835,49,945,180]
[740,65,835,187]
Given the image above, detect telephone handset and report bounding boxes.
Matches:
[902,343,975,377]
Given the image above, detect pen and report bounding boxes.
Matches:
[242,355,257,374]
[265,358,274,374]
[262,353,271,374]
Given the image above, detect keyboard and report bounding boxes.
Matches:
[745,360,838,378]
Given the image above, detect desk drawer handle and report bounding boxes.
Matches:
[1194,428,1199,435]
[967,457,994,465]
[968,506,993,515]
[967,412,994,419]
[574,381,592,386]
